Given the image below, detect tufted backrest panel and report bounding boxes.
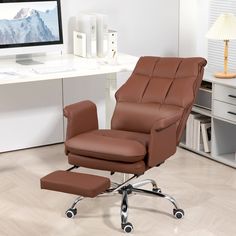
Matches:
[112,56,207,142]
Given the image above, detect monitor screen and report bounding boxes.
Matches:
[0,0,63,49]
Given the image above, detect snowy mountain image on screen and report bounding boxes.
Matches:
[0,7,59,44]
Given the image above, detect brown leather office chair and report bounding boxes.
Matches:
[41,56,207,233]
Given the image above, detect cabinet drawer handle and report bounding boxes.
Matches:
[228,94,236,99]
[227,111,236,116]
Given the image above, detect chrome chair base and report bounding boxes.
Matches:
[65,175,184,233]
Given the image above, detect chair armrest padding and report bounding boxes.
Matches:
[64,100,98,140]
[152,113,182,131]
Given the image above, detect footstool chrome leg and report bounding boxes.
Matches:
[132,179,158,189]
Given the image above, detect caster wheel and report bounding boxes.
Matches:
[173,209,184,219]
[66,208,77,218]
[153,187,162,193]
[122,222,133,233]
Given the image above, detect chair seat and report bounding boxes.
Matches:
[65,130,149,163]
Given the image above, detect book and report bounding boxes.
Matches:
[193,116,210,151]
[199,127,204,152]
[186,112,202,148]
[186,116,191,147]
[201,122,211,153]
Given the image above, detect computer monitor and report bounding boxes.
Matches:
[0,0,63,64]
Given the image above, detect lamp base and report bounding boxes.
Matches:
[214,72,236,79]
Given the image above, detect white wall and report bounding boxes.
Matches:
[61,0,179,56]
[179,0,209,58]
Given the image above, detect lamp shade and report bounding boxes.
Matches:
[206,13,236,40]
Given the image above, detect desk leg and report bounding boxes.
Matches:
[105,73,117,128]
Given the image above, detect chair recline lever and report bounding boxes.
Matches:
[66,166,79,171]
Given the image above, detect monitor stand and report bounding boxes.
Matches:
[16,54,44,65]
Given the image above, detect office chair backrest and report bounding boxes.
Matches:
[111,57,207,142]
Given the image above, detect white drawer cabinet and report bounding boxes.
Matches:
[214,84,236,105]
[213,100,236,123]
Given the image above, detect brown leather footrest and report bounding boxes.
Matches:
[40,170,111,198]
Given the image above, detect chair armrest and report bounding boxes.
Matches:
[152,113,182,131]
[64,100,98,140]
[147,113,181,167]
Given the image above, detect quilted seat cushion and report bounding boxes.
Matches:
[41,170,110,198]
[65,130,148,163]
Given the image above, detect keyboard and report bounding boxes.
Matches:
[32,65,76,74]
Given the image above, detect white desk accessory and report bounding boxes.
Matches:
[95,14,109,57]
[107,30,118,64]
[76,14,97,58]
[73,31,87,57]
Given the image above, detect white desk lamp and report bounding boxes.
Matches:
[206,13,236,79]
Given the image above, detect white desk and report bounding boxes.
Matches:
[0,53,138,152]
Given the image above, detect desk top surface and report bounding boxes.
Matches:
[2,54,236,88]
[0,53,139,85]
[204,71,236,88]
